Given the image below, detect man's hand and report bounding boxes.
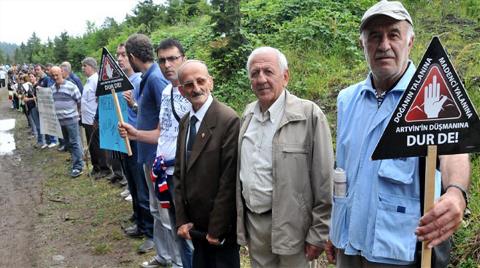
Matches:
[118,122,137,140]
[304,242,323,261]
[177,223,194,240]
[206,234,221,246]
[122,90,135,108]
[324,240,336,264]
[424,75,448,118]
[415,188,466,248]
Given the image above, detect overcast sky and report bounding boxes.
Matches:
[0,0,163,45]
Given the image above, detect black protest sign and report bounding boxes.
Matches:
[372,37,480,160]
[95,47,133,96]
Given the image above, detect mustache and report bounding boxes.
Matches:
[192,91,204,97]
[375,51,395,59]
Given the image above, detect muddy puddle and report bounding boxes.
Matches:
[0,119,16,155]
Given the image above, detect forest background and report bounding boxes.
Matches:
[0,0,479,266]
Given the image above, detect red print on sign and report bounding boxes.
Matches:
[405,65,461,122]
[100,57,121,81]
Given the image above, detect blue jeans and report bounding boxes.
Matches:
[61,122,84,171]
[45,134,57,145]
[122,141,153,238]
[29,107,43,144]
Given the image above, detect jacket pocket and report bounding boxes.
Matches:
[378,158,416,184]
[282,146,308,154]
[372,193,420,262]
[330,196,349,248]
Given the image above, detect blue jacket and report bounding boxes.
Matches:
[331,63,423,265]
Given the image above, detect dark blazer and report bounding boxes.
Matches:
[173,98,240,240]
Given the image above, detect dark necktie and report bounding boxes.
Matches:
[187,115,198,159]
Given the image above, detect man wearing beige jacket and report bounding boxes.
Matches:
[236,46,334,267]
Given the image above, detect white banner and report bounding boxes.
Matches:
[36,87,63,138]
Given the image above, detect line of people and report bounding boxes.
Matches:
[118,1,471,268]
[3,1,472,267]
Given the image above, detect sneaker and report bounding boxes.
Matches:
[120,188,130,198]
[94,170,111,179]
[125,194,132,202]
[140,256,170,267]
[34,143,44,149]
[41,144,48,149]
[124,225,143,238]
[140,257,170,268]
[71,169,83,178]
[119,178,128,186]
[57,145,65,151]
[137,239,155,254]
[48,143,58,148]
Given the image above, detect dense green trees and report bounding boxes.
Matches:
[1,0,479,265]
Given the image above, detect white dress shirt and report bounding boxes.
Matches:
[240,90,286,213]
[81,73,98,125]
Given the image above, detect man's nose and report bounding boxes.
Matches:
[257,71,267,83]
[378,36,391,51]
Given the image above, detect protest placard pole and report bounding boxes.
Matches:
[111,88,132,156]
[421,145,437,268]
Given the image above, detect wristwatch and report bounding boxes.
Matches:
[445,183,469,208]
[132,103,138,113]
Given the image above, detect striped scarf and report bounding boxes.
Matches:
[150,155,175,208]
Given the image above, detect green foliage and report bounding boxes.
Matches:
[3,0,479,266]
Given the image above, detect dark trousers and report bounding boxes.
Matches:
[191,238,240,268]
[120,141,153,238]
[110,152,124,178]
[83,124,109,172]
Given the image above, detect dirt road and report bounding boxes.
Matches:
[0,86,41,266]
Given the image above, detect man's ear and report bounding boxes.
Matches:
[359,36,364,50]
[283,69,290,88]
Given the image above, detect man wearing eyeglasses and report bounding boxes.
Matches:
[119,38,193,268]
[173,60,240,268]
[125,33,177,266]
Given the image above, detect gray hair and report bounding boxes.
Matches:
[60,61,72,73]
[81,57,97,71]
[246,47,288,78]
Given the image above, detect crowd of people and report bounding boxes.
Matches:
[1,1,473,268]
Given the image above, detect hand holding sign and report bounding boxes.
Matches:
[424,75,448,118]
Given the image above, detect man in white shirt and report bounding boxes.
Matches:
[81,57,110,177]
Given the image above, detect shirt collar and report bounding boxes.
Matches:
[190,94,213,122]
[87,72,98,82]
[253,89,286,123]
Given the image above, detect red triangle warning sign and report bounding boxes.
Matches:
[96,47,133,96]
[100,56,121,81]
[372,37,480,160]
[405,65,461,122]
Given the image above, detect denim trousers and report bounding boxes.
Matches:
[29,107,43,144]
[121,141,153,238]
[61,121,84,171]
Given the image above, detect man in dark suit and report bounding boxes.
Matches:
[173,60,240,268]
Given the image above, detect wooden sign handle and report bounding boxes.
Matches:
[111,89,132,156]
[421,145,437,268]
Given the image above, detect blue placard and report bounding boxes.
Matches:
[99,93,129,153]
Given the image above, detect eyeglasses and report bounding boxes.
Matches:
[157,55,183,65]
[182,77,209,91]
